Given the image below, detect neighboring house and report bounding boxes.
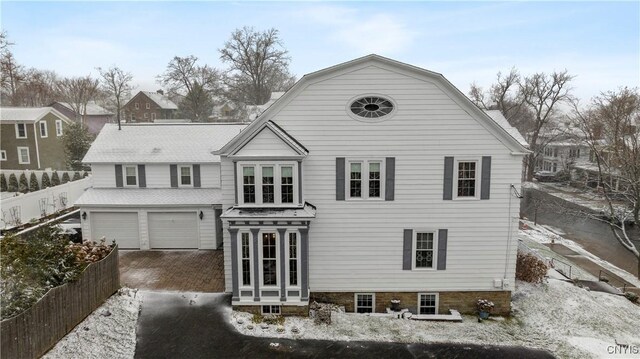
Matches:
[50,101,114,135]
[76,123,246,250]
[0,107,72,170]
[209,102,239,122]
[78,55,528,317]
[534,123,589,174]
[123,91,178,123]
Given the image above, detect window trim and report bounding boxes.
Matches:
[412,229,438,270]
[15,123,27,139]
[1,150,7,161]
[134,102,139,110]
[354,293,375,314]
[259,230,279,288]
[453,158,480,200]
[285,230,301,288]
[261,305,281,315]
[346,159,385,200]
[146,103,150,110]
[238,231,253,288]
[237,162,299,207]
[55,120,63,136]
[123,165,138,187]
[17,146,30,164]
[39,121,48,138]
[178,165,193,187]
[346,93,397,123]
[417,293,439,315]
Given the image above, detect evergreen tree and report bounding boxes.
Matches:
[8,174,18,192]
[62,122,92,171]
[51,171,60,186]
[29,172,40,192]
[41,172,51,188]
[19,173,29,193]
[0,173,7,192]
[72,172,81,181]
[61,172,70,184]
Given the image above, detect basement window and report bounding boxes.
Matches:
[261,305,281,315]
[355,293,375,313]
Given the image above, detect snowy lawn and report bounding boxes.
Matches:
[229,280,640,359]
[43,288,141,359]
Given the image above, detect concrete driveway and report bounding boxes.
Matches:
[134,292,556,359]
[119,250,224,292]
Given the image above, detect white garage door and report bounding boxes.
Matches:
[148,212,198,249]
[91,212,140,249]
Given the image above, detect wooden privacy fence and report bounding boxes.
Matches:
[1,245,120,359]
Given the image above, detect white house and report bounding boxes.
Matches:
[77,55,528,316]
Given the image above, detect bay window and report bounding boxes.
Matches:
[238,162,298,206]
[262,233,277,286]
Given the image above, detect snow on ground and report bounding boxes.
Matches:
[43,288,141,359]
[520,220,640,288]
[229,280,640,359]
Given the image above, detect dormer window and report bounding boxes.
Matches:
[238,162,298,206]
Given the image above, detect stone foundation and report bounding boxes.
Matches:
[234,305,309,317]
[310,290,512,316]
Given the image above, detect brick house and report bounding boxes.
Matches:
[122,91,178,123]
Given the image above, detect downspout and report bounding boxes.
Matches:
[33,122,42,169]
[504,184,522,289]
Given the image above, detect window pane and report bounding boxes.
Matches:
[181,167,191,185]
[420,294,436,314]
[457,162,476,197]
[415,233,434,268]
[241,233,251,286]
[356,294,373,313]
[350,163,362,198]
[369,162,381,198]
[281,166,294,203]
[263,166,274,203]
[262,233,277,285]
[289,233,298,286]
[125,166,136,185]
[243,167,255,203]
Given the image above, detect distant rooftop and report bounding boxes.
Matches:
[140,91,178,110]
[83,123,247,164]
[54,101,113,116]
[0,107,70,123]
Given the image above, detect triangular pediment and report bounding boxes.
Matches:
[233,123,306,157]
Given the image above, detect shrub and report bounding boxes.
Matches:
[516,251,548,283]
[624,292,639,304]
[477,299,495,313]
[72,171,81,181]
[29,172,40,192]
[0,173,7,192]
[18,173,29,193]
[251,313,264,324]
[8,174,18,192]
[83,171,89,178]
[41,172,51,188]
[62,172,71,184]
[263,314,285,326]
[51,171,61,186]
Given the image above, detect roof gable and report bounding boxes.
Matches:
[124,91,178,110]
[230,121,308,157]
[218,54,529,155]
[0,107,72,124]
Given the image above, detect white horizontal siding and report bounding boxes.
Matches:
[235,128,298,156]
[89,163,220,188]
[222,64,523,294]
[91,164,115,188]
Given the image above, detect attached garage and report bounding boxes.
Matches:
[91,212,140,249]
[148,212,199,249]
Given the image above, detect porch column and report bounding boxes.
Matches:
[299,227,309,301]
[229,228,239,301]
[278,228,287,302]
[251,228,261,302]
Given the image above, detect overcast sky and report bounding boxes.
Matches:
[2,1,639,103]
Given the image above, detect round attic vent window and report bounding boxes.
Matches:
[349,96,394,119]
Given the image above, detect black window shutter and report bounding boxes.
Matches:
[193,164,201,188]
[138,165,146,188]
[385,157,395,201]
[336,158,345,201]
[481,156,491,200]
[443,157,454,200]
[403,229,413,270]
[437,229,448,270]
[170,164,178,188]
[115,164,123,188]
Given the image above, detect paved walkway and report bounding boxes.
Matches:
[119,250,224,292]
[134,292,555,359]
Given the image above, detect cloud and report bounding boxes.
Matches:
[293,5,417,55]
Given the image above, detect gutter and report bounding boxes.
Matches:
[33,122,42,169]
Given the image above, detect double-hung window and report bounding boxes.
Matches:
[0,150,6,161]
[414,231,436,269]
[288,232,298,286]
[124,165,137,186]
[355,293,374,313]
[348,160,383,199]
[39,122,48,138]
[17,147,30,164]
[241,232,251,286]
[418,293,438,314]
[239,162,297,206]
[15,123,27,139]
[455,160,477,198]
[179,165,192,186]
[55,120,63,136]
[262,233,277,286]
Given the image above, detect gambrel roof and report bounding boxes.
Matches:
[217,54,530,156]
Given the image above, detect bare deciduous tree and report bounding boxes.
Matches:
[98,66,133,130]
[56,75,100,125]
[220,26,296,106]
[572,87,640,278]
[16,69,59,107]
[0,31,23,106]
[157,55,220,121]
